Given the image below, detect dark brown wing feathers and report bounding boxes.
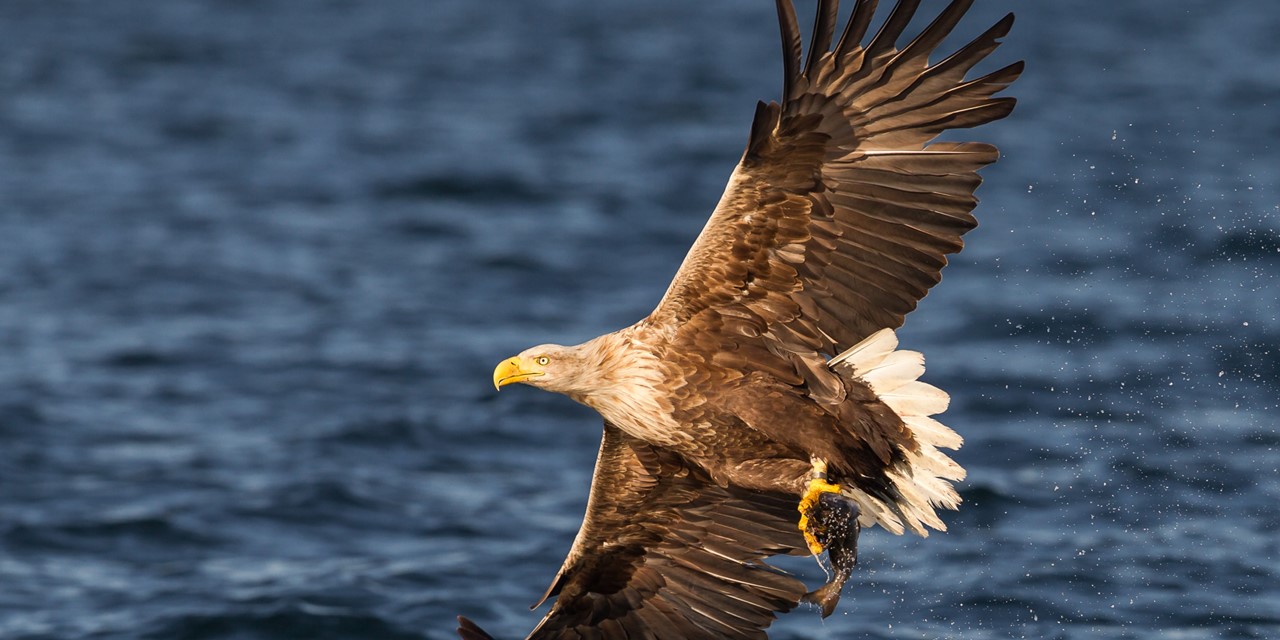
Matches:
[804,0,840,77]
[521,424,808,639]
[774,1,802,104]
[866,0,922,60]
[457,616,496,640]
[652,0,1019,356]
[835,0,880,62]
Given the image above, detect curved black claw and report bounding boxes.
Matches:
[803,492,861,618]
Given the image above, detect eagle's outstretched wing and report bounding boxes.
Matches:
[648,0,1021,356]
[460,423,809,640]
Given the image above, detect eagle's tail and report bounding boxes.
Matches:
[828,328,966,536]
[457,616,497,640]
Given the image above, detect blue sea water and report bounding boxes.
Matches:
[0,0,1277,638]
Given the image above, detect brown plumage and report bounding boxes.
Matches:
[475,0,1020,637]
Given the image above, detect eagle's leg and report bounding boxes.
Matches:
[797,457,861,617]
[797,458,845,554]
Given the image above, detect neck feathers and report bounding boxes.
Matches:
[565,332,634,401]
[568,331,681,445]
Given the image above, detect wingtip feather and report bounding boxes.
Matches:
[457,616,497,640]
[804,0,841,77]
[835,0,880,61]
[867,0,923,57]
[775,0,802,100]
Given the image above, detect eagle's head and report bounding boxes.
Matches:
[493,343,600,396]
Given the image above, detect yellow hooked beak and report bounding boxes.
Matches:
[493,357,544,390]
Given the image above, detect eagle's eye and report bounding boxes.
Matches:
[537,356,550,366]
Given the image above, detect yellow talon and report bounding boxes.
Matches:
[798,476,842,556]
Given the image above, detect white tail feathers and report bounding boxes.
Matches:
[829,329,959,450]
[856,350,925,393]
[881,381,951,417]
[903,415,964,450]
[828,328,965,537]
[828,327,899,369]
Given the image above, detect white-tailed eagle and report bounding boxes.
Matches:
[463,0,1020,637]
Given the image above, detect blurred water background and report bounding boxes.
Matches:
[1,0,1277,638]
